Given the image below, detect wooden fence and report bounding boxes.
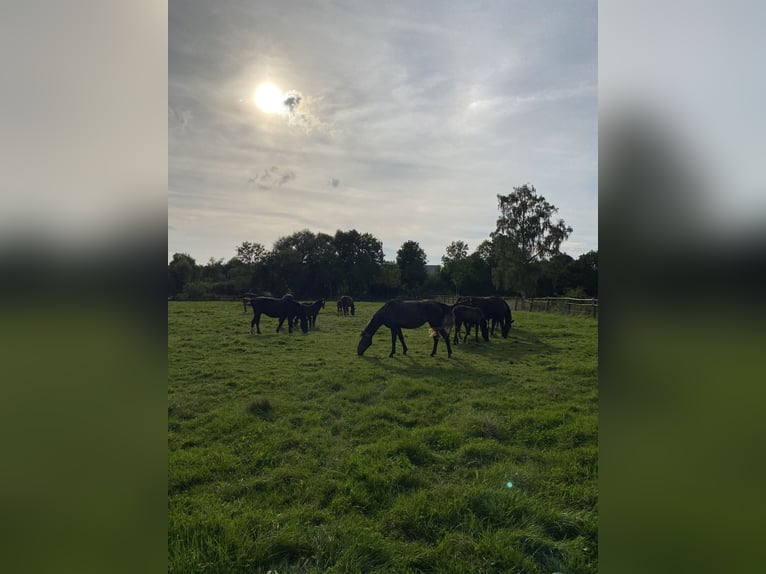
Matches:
[514,296,598,318]
[433,295,598,319]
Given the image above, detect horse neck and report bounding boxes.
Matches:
[362,312,384,337]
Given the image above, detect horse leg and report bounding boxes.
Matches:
[389,328,397,357]
[453,319,460,344]
[397,329,407,355]
[251,313,261,335]
[437,328,452,357]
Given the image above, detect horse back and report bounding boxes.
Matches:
[252,296,297,317]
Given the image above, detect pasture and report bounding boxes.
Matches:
[168,301,598,573]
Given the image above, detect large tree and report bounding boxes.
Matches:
[396,240,427,291]
[491,184,572,298]
[334,229,384,296]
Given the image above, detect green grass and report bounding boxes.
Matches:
[169,302,598,573]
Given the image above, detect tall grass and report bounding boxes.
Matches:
[169,302,597,573]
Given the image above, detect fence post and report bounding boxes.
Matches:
[545,297,550,312]
[567,303,572,314]
[592,299,597,318]
[514,297,519,311]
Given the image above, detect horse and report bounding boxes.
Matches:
[357,299,454,358]
[292,298,325,328]
[337,295,355,317]
[452,305,489,344]
[241,291,258,313]
[455,296,513,338]
[249,296,308,334]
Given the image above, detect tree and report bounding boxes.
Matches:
[200,257,226,282]
[491,184,572,298]
[334,229,384,296]
[235,241,266,264]
[168,253,196,295]
[568,250,598,297]
[370,261,401,299]
[535,253,575,297]
[261,247,304,296]
[396,240,427,291]
[441,240,470,295]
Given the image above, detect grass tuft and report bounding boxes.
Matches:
[247,396,272,416]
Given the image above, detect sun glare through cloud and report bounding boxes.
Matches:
[251,82,324,132]
[254,82,285,114]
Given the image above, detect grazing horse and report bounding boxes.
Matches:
[455,296,514,338]
[452,305,489,344]
[357,300,454,358]
[292,298,326,328]
[250,296,308,334]
[337,295,355,317]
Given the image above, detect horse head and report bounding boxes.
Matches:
[357,330,373,355]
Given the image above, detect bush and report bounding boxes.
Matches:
[562,287,589,299]
[181,281,213,300]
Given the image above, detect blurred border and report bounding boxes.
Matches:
[600,2,765,573]
[1,2,167,573]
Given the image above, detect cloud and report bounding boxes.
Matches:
[169,1,597,265]
[248,166,296,189]
[168,104,191,132]
[283,91,302,113]
[279,90,327,133]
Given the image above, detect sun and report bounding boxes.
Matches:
[254,82,284,114]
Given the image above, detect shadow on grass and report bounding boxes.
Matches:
[456,327,554,356]
[359,326,552,360]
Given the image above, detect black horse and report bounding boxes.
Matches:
[292,298,325,328]
[337,295,355,317]
[452,305,489,344]
[250,296,308,334]
[242,291,258,313]
[357,300,454,358]
[455,296,513,338]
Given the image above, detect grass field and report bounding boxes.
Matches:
[168,301,598,573]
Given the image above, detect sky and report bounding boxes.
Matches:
[169,0,597,265]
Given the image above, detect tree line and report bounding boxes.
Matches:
[168,184,597,301]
